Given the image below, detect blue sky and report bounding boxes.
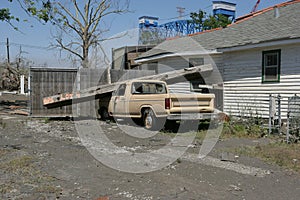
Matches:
[0,0,288,67]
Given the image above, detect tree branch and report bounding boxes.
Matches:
[57,1,84,31]
[55,38,84,61]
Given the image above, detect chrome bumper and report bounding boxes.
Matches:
[167,113,217,120]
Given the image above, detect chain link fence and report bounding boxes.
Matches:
[287,95,300,142]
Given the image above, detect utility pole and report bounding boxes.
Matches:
[6,38,10,64]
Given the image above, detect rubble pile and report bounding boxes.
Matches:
[0,93,29,116]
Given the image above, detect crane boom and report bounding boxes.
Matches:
[251,0,261,13]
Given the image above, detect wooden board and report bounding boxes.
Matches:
[43,64,213,108]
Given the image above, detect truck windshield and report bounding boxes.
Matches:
[131,82,167,94]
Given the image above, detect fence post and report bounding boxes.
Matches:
[269,94,273,135]
[20,75,25,94]
[287,106,290,143]
[278,94,281,133]
[28,75,31,95]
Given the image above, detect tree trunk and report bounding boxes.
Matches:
[82,40,89,68]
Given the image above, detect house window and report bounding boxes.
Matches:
[262,50,281,83]
[189,58,204,68]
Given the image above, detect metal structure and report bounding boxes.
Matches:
[30,67,78,117]
[251,0,261,13]
[287,95,300,142]
[138,18,203,45]
[112,45,154,70]
[268,94,282,135]
[212,1,236,20]
[138,16,162,45]
[160,20,201,37]
[176,6,186,19]
[138,1,236,45]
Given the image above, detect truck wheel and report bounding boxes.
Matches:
[99,107,109,121]
[143,108,157,130]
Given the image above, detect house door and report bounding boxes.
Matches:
[112,84,127,115]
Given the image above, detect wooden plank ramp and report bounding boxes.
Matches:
[43,64,213,108]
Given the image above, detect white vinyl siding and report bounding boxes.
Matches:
[223,44,300,119]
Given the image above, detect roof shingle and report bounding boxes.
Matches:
[137,0,300,60]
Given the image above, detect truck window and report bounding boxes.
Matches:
[131,82,167,94]
[115,84,126,96]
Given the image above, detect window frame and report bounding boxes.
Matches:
[262,49,281,83]
[131,82,167,95]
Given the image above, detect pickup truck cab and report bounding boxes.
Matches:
[99,80,215,130]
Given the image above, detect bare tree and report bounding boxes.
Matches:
[1,0,129,68]
[49,0,129,68]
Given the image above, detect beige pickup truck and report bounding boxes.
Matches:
[99,80,215,130]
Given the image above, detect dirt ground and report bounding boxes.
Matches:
[1,95,300,200]
[0,115,300,200]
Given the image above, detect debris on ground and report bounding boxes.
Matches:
[0,93,29,116]
[228,184,242,192]
[220,152,237,162]
[8,109,29,116]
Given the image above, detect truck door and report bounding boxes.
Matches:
[112,84,127,116]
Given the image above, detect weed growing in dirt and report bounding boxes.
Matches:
[0,182,14,194]
[233,142,300,173]
[0,149,10,157]
[43,118,50,124]
[194,130,207,142]
[0,154,62,196]
[0,118,6,129]
[221,117,267,139]
[1,155,34,174]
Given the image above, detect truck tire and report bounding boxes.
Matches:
[143,108,158,130]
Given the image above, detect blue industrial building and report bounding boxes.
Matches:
[138,1,236,45]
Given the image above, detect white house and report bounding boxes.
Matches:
[135,0,300,119]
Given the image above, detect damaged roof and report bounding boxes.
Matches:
[137,0,300,61]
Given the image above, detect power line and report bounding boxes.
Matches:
[11,42,49,50]
[0,41,49,50]
[159,4,213,22]
[159,14,190,22]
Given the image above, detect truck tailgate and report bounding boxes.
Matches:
[169,93,215,113]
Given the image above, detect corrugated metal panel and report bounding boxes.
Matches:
[30,68,78,117]
[30,68,156,117]
[79,68,107,117]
